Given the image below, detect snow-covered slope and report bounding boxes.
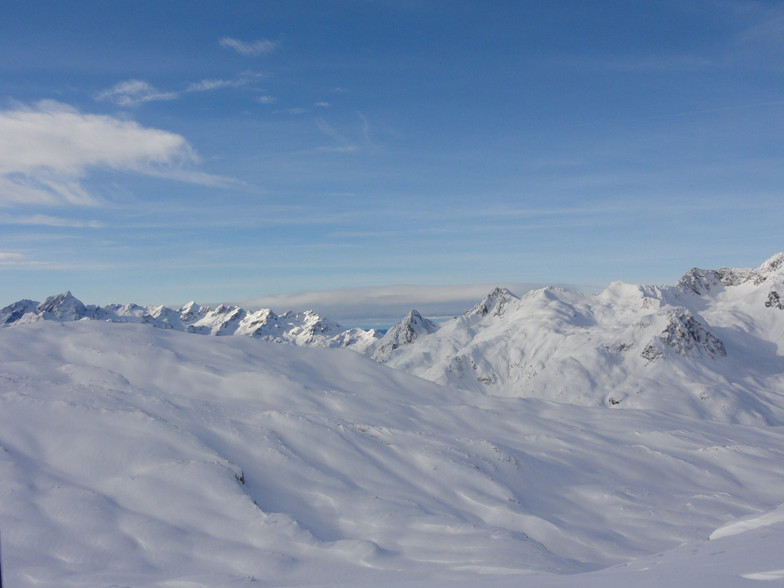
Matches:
[1,320,783,587]
[378,254,784,424]
[0,291,379,352]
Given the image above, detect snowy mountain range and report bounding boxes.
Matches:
[5,253,784,423]
[2,254,784,586]
[377,252,784,424]
[1,291,379,352]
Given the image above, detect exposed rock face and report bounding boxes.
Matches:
[765,291,784,310]
[35,291,92,321]
[677,253,784,295]
[641,308,726,362]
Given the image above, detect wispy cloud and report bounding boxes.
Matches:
[548,53,715,74]
[0,252,44,267]
[315,117,358,153]
[186,79,240,92]
[0,213,103,228]
[98,72,265,106]
[257,95,277,104]
[95,80,179,107]
[314,113,374,153]
[727,2,784,71]
[219,37,278,56]
[186,71,264,93]
[0,101,226,206]
[316,145,358,153]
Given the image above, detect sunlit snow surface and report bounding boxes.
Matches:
[1,321,783,586]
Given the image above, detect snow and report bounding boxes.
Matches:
[1,254,784,586]
[1,319,783,586]
[0,294,381,352]
[376,253,784,424]
[371,310,439,361]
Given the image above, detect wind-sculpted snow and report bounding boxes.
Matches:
[1,321,784,587]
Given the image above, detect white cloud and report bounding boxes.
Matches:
[257,95,276,104]
[0,101,213,206]
[186,72,262,93]
[219,37,278,56]
[99,72,265,104]
[96,80,179,107]
[187,79,237,92]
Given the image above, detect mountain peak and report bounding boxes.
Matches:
[759,252,784,276]
[372,309,439,361]
[467,287,518,318]
[36,291,90,321]
[0,298,39,325]
[676,253,784,296]
[0,292,379,352]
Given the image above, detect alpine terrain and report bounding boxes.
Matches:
[0,254,783,586]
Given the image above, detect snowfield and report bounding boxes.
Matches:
[2,255,784,586]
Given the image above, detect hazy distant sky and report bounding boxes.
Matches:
[1,1,783,312]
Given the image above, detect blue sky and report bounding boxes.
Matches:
[1,1,783,322]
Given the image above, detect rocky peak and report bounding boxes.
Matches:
[178,301,203,322]
[372,309,439,361]
[677,253,784,295]
[641,308,726,362]
[35,291,90,321]
[467,287,518,318]
[758,252,784,277]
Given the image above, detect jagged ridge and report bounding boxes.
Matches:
[0,292,379,352]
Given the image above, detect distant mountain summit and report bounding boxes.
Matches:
[676,252,784,295]
[466,287,518,318]
[372,310,439,361]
